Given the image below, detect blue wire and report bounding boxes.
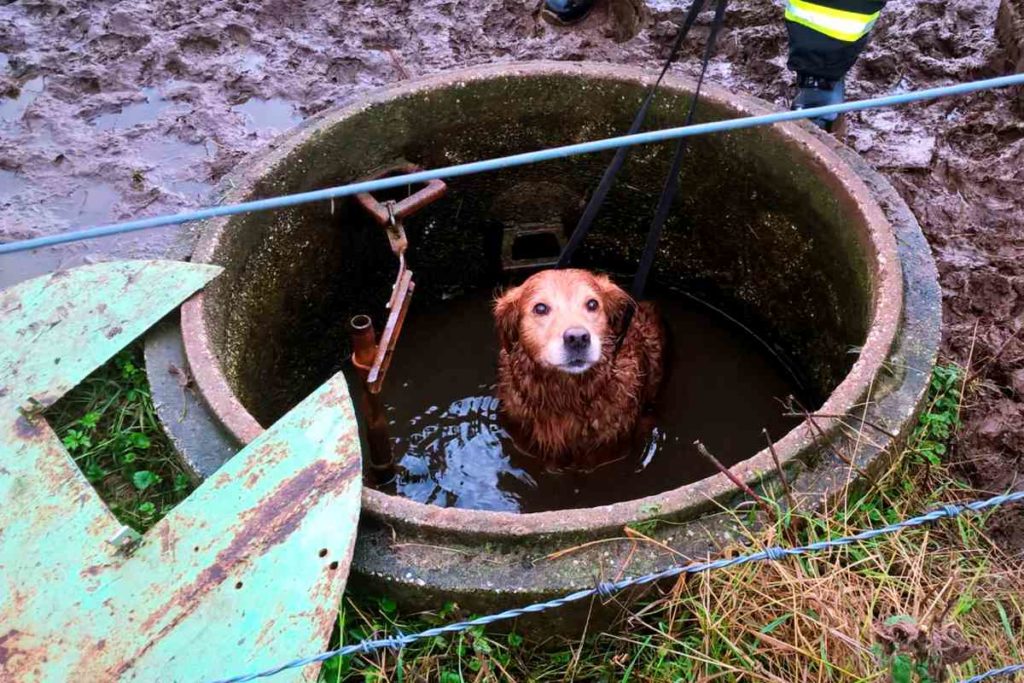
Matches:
[1,73,1022,256]
[956,665,1024,683]
[211,490,1024,683]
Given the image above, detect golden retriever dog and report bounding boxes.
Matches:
[494,269,665,468]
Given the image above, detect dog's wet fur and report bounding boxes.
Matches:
[494,269,666,469]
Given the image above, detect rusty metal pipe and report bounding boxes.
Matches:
[349,315,377,380]
[361,390,395,486]
[348,314,395,484]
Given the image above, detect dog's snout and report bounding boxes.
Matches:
[563,327,591,351]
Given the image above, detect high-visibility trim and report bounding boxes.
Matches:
[785,0,879,42]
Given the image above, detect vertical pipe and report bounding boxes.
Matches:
[348,315,396,485]
[349,314,377,379]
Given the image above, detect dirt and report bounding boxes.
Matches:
[1,0,1021,548]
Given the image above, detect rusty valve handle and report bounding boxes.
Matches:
[354,161,448,230]
[348,161,437,394]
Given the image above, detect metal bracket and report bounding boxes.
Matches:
[381,200,409,257]
[367,268,415,393]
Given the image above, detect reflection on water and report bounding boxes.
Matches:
[232,97,302,133]
[395,395,535,512]
[93,87,170,130]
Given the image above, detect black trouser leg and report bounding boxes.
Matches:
[785,0,886,81]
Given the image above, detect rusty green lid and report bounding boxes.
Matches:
[0,261,361,682]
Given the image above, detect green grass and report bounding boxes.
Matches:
[48,345,195,531]
[51,358,1023,681]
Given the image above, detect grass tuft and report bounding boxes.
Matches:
[48,345,195,531]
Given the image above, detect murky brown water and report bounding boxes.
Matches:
[377,287,809,513]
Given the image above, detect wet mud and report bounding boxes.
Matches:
[1,0,1021,546]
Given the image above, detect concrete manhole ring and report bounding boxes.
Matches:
[145,61,941,625]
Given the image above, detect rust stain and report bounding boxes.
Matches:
[113,457,360,677]
[253,618,280,649]
[0,589,29,627]
[41,269,71,289]
[157,523,177,560]
[0,629,30,667]
[104,325,123,339]
[244,470,261,490]
[333,428,360,461]
[80,564,105,579]
[234,442,287,486]
[13,416,43,440]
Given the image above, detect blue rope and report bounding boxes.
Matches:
[2,72,1022,256]
[211,489,1024,683]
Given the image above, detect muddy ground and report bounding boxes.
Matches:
[1,0,1021,548]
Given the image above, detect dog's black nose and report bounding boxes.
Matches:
[563,327,591,351]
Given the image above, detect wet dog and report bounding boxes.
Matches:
[494,269,665,467]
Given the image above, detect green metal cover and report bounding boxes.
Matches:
[0,261,362,682]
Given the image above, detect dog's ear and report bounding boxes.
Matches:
[494,285,523,349]
[594,274,633,329]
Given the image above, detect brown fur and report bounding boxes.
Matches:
[494,269,665,468]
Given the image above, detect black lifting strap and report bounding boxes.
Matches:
[557,0,730,344]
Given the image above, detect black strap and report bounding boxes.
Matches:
[564,0,730,350]
[556,0,711,268]
[628,0,729,306]
[614,0,728,349]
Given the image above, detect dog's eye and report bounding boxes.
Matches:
[586,299,599,312]
[533,303,550,315]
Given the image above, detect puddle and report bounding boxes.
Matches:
[233,97,302,133]
[93,87,172,130]
[0,76,44,124]
[379,288,808,513]
[59,182,120,226]
[135,137,214,201]
[136,137,209,168]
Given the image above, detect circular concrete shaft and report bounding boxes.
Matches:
[146,62,940,625]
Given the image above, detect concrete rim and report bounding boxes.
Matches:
[182,61,903,538]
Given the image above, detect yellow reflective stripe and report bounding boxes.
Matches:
[785,0,879,42]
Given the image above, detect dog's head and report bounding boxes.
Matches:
[494,269,632,375]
